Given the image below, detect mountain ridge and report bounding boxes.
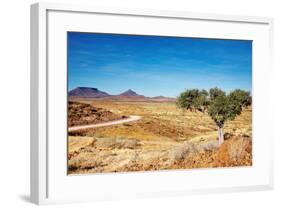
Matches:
[69,87,176,102]
[69,87,110,98]
[118,89,144,97]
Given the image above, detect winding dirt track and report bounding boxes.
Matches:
[68,115,142,132]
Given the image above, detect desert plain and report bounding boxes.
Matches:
[68,99,252,174]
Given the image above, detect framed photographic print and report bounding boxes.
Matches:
[30,2,274,205]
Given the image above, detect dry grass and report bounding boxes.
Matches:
[171,136,252,169]
[68,100,252,174]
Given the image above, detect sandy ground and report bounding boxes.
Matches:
[68,101,252,174]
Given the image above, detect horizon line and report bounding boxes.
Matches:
[68,86,252,98]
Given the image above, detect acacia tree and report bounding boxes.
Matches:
[177,87,251,146]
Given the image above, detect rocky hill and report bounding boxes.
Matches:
[68,101,126,127]
[69,87,110,98]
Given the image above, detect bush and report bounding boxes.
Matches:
[173,141,218,161]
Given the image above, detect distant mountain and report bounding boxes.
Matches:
[68,87,176,102]
[69,87,110,98]
[118,89,144,97]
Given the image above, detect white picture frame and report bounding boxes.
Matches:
[30,2,274,205]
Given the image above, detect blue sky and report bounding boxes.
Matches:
[68,32,252,97]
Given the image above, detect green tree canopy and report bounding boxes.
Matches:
[177,87,252,145]
[177,89,209,112]
[228,89,252,108]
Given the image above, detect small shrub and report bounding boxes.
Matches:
[174,141,218,161]
[174,142,199,161]
[224,132,233,140]
[123,123,132,127]
[214,137,252,167]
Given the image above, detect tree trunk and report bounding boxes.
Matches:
[218,126,224,146]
